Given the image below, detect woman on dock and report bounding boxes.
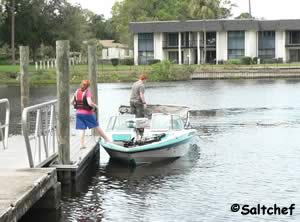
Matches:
[71,80,111,148]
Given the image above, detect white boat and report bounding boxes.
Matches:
[99,105,197,165]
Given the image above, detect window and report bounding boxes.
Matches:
[289,49,300,62]
[228,31,245,59]
[168,33,178,47]
[258,31,275,59]
[287,31,300,45]
[168,51,178,64]
[138,33,154,64]
[206,32,216,47]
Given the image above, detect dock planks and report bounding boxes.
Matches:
[0,135,98,169]
[0,168,57,222]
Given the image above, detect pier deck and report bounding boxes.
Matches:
[0,135,97,169]
[0,168,58,222]
[0,134,99,221]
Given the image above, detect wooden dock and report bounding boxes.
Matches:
[0,168,60,222]
[0,134,100,221]
[0,40,102,221]
[0,135,98,169]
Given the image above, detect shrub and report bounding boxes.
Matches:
[148,59,161,65]
[149,60,195,81]
[171,65,195,80]
[0,53,10,65]
[240,56,252,65]
[277,57,283,63]
[111,58,119,66]
[150,60,171,80]
[252,57,258,64]
[226,59,241,65]
[121,58,134,65]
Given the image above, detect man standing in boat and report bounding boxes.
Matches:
[130,73,148,117]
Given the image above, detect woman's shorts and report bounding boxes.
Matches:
[76,113,99,129]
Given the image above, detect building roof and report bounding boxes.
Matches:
[98,40,129,49]
[129,19,300,33]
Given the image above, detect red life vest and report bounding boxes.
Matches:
[73,89,93,110]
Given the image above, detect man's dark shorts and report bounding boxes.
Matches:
[130,101,144,118]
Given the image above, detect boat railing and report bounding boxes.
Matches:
[0,98,10,150]
[22,99,58,168]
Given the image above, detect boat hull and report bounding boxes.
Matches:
[102,136,194,165]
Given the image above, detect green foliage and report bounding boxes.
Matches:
[121,58,134,65]
[252,57,258,64]
[149,60,195,81]
[0,0,111,60]
[111,0,233,45]
[148,59,161,65]
[189,0,233,19]
[226,59,241,65]
[111,58,119,66]
[0,53,10,64]
[87,14,116,40]
[277,57,283,63]
[150,60,172,80]
[240,57,252,65]
[235,12,254,19]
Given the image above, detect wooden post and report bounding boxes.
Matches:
[56,40,70,164]
[20,46,29,113]
[88,44,98,111]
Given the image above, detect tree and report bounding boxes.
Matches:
[86,12,116,40]
[0,0,94,60]
[235,12,254,19]
[111,0,234,45]
[54,2,91,51]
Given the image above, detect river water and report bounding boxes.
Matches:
[1,79,300,221]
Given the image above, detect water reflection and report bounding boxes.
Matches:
[61,145,200,221]
[105,145,200,182]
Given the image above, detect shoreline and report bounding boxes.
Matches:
[191,70,300,80]
[1,65,300,85]
[1,73,300,86]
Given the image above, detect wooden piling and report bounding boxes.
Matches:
[20,46,29,113]
[56,40,70,164]
[88,44,98,112]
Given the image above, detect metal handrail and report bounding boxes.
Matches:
[0,98,10,150]
[22,99,57,168]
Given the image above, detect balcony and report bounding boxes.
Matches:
[285,42,300,48]
[163,40,199,49]
[162,40,216,49]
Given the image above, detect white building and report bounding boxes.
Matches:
[129,19,300,65]
[99,40,133,60]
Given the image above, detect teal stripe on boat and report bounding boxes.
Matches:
[112,134,132,141]
[99,131,195,153]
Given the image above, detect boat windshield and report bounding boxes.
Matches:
[151,113,184,131]
[106,115,135,131]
